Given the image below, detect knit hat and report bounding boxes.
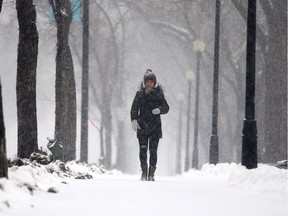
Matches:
[143,69,157,84]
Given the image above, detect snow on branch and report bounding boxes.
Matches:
[149,20,195,44]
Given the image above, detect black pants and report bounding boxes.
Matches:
[138,134,159,167]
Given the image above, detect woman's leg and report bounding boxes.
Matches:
[148,136,159,181]
[149,136,159,167]
[138,135,149,180]
[138,135,149,166]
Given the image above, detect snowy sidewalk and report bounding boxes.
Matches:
[2,164,287,216]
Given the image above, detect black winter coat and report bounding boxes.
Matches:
[130,83,169,139]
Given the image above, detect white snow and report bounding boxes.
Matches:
[0,162,287,216]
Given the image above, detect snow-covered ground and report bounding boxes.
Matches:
[0,161,287,216]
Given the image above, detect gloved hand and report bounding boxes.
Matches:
[152,108,161,115]
[131,120,140,132]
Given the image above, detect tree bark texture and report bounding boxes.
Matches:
[232,0,287,162]
[115,120,126,171]
[0,0,3,13]
[50,0,77,161]
[0,79,8,178]
[80,0,89,163]
[16,0,39,158]
[103,94,112,169]
[263,1,287,162]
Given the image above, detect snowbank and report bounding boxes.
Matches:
[0,160,115,211]
[200,163,287,194]
[0,161,287,213]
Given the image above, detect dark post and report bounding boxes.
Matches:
[191,40,205,169]
[209,0,220,165]
[176,94,184,174]
[242,0,257,169]
[192,53,201,169]
[80,0,89,162]
[184,75,192,172]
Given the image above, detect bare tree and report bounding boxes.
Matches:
[80,0,90,163]
[88,2,120,169]
[16,0,39,158]
[49,0,77,161]
[113,1,129,172]
[261,1,287,163]
[0,78,7,178]
[0,0,7,179]
[231,0,287,163]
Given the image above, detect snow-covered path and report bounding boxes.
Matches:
[3,169,287,216]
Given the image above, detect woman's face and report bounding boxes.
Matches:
[145,80,155,90]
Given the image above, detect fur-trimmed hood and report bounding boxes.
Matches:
[138,82,164,94]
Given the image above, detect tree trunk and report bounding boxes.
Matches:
[50,0,77,161]
[16,0,39,158]
[0,0,7,179]
[99,117,105,165]
[115,120,126,171]
[0,79,8,178]
[80,0,89,163]
[263,1,287,162]
[231,0,287,163]
[104,97,112,169]
[113,2,127,172]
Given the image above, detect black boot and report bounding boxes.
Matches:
[148,166,156,181]
[140,164,148,181]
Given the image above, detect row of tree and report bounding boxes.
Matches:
[0,0,287,177]
[120,0,287,171]
[0,0,78,177]
[0,0,8,178]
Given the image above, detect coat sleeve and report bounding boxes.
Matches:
[156,88,169,114]
[159,96,169,114]
[130,91,140,121]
